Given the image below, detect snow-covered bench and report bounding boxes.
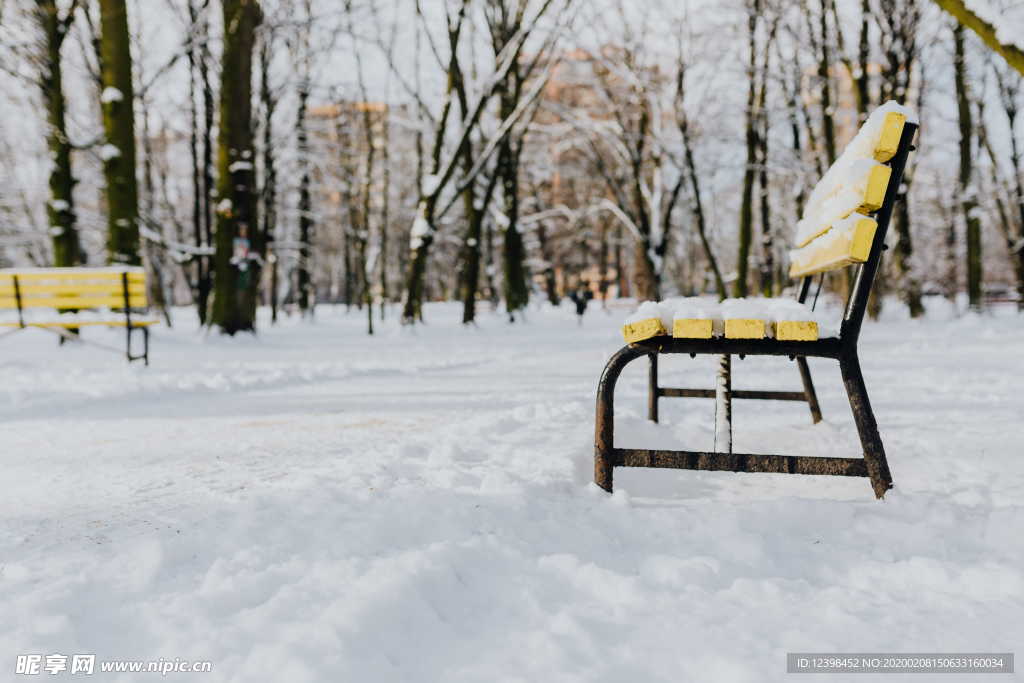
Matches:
[0,267,156,364]
[596,102,918,499]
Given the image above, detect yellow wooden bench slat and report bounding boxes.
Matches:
[859,163,892,213]
[0,282,147,296]
[0,295,149,309]
[0,319,159,328]
[789,215,878,279]
[0,270,145,284]
[622,317,667,343]
[775,320,819,341]
[670,317,820,341]
[873,111,906,163]
[723,319,766,339]
[672,318,715,339]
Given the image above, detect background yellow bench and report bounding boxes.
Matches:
[0,267,156,364]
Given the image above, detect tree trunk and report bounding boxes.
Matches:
[876,0,924,317]
[756,51,773,297]
[993,71,1024,310]
[679,103,726,300]
[210,0,260,334]
[535,221,559,305]
[198,2,215,322]
[186,0,208,322]
[403,200,434,322]
[891,197,925,317]
[34,1,81,267]
[735,0,759,298]
[258,31,278,319]
[459,195,483,324]
[296,62,313,316]
[954,25,983,311]
[98,0,140,265]
[818,0,837,166]
[379,108,391,319]
[499,106,529,319]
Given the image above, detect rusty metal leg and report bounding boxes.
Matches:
[796,356,823,424]
[839,352,893,499]
[647,353,659,423]
[714,354,732,453]
[595,345,648,492]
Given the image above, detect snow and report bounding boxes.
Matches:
[48,199,70,212]
[99,144,121,161]
[409,207,433,249]
[421,173,441,196]
[1,301,1023,681]
[670,297,721,321]
[228,161,253,173]
[795,101,916,248]
[216,198,233,215]
[100,87,124,104]
[624,300,672,327]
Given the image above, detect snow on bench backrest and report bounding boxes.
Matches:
[788,101,916,279]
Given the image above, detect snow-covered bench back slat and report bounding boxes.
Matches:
[787,102,915,278]
[619,102,917,347]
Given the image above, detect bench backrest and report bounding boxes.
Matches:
[787,102,918,340]
[0,268,148,311]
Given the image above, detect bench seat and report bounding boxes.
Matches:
[0,318,159,328]
[621,297,835,344]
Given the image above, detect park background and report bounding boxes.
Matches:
[1,0,1023,681]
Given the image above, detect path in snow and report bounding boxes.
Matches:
[1,301,1022,682]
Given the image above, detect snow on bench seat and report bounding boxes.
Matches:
[620,298,835,344]
[719,298,829,340]
[672,298,722,339]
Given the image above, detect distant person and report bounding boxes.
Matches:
[569,282,594,325]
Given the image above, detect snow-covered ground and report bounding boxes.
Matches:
[2,300,1022,682]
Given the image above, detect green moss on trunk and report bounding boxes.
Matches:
[98,0,139,265]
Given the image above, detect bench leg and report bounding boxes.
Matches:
[595,345,648,493]
[647,353,659,423]
[125,326,150,365]
[840,353,893,498]
[714,354,732,453]
[796,356,823,424]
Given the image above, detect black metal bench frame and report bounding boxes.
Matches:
[2,270,151,365]
[595,122,918,499]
